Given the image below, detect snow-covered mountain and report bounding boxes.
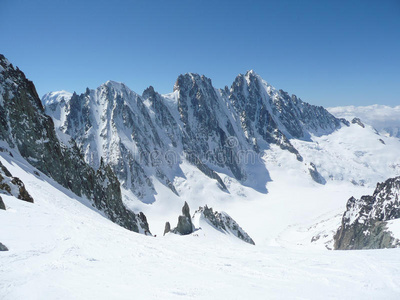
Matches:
[328,105,400,138]
[0,54,150,234]
[44,71,400,208]
[43,71,364,203]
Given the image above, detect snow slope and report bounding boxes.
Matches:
[2,151,400,299]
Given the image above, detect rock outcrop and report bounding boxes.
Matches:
[308,162,326,185]
[172,202,195,235]
[0,161,33,203]
[163,222,171,235]
[194,205,255,245]
[0,195,5,210]
[351,117,365,128]
[0,242,8,251]
[334,176,400,249]
[166,202,255,244]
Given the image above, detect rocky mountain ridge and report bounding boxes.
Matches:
[334,176,400,249]
[44,70,347,202]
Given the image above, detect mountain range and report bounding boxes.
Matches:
[1,53,400,298]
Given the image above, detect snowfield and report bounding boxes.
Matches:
[1,142,400,299]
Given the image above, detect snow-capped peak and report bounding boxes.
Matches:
[245,69,257,76]
[99,80,142,100]
[103,80,126,90]
[41,90,73,105]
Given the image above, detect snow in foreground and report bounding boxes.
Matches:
[1,154,400,299]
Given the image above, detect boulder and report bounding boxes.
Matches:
[0,195,5,210]
[0,242,8,251]
[163,222,171,235]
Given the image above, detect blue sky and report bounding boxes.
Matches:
[1,0,399,106]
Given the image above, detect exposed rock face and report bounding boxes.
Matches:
[0,54,150,234]
[334,176,400,250]
[351,117,365,128]
[194,205,255,245]
[11,177,34,203]
[0,195,5,210]
[308,162,326,185]
[0,242,8,251]
[44,71,343,201]
[45,81,179,202]
[137,212,151,236]
[172,201,195,235]
[339,118,350,127]
[229,72,301,160]
[175,74,247,180]
[182,201,191,219]
[0,161,34,203]
[163,222,171,235]
[175,216,194,235]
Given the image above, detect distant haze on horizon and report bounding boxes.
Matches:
[1,0,399,107]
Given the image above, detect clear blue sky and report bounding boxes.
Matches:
[1,0,399,106]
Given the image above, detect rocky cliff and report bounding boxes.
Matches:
[334,176,400,249]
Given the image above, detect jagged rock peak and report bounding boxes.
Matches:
[173,73,213,92]
[142,85,156,97]
[182,201,191,219]
[171,202,195,235]
[334,176,400,250]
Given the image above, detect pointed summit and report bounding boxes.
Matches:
[245,69,258,76]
